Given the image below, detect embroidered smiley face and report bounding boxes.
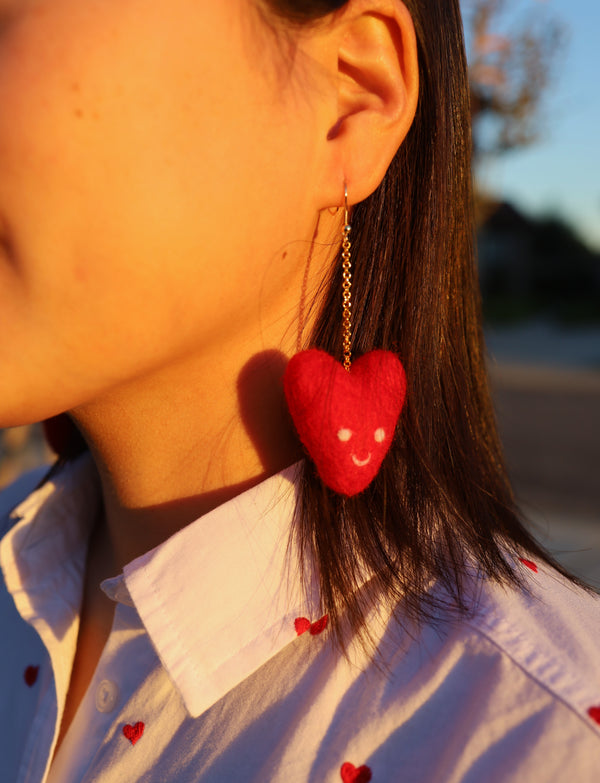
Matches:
[337,426,387,467]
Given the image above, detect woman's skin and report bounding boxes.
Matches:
[0,0,418,748]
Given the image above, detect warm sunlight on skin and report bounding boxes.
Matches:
[0,0,333,427]
[0,0,339,554]
[0,0,418,568]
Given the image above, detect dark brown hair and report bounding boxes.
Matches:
[264,0,578,653]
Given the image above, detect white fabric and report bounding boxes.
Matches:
[1,455,600,783]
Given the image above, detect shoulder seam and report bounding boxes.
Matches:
[463,618,600,739]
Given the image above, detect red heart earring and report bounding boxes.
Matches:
[284,186,407,496]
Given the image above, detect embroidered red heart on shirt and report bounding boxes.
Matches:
[24,665,39,687]
[123,722,145,745]
[295,617,311,635]
[295,614,329,636]
[588,706,600,725]
[284,349,406,496]
[518,557,538,573]
[341,762,372,783]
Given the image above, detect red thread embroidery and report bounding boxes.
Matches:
[341,762,372,783]
[518,557,538,573]
[309,614,329,635]
[588,706,600,725]
[24,666,39,687]
[122,722,145,745]
[294,614,329,636]
[294,617,311,635]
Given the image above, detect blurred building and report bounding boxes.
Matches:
[478,199,600,324]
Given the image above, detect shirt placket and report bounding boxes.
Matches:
[46,601,156,783]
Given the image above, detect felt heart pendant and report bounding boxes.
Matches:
[284,349,407,496]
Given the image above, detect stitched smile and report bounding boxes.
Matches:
[352,453,371,467]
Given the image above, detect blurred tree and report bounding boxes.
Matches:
[463,0,566,160]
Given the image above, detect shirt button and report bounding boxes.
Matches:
[95,680,119,713]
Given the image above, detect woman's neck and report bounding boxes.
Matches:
[71,343,302,572]
[67,211,340,573]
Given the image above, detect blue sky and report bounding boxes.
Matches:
[465,0,600,250]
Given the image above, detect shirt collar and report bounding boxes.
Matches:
[2,454,324,719]
[0,455,101,703]
[1,455,99,611]
[116,462,322,718]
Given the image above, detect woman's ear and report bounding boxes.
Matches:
[311,0,419,206]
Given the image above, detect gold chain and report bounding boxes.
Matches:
[341,187,352,371]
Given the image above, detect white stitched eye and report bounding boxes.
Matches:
[374,428,386,443]
[337,428,352,442]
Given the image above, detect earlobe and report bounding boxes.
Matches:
[318,1,419,206]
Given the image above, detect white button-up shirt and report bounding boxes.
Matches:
[1,455,600,783]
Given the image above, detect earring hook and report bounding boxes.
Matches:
[344,184,350,226]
